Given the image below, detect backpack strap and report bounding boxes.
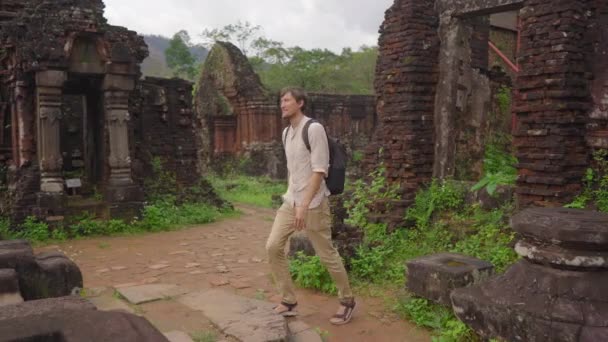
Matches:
[302,119,317,152]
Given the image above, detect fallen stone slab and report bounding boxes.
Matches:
[406,253,494,306]
[287,321,323,342]
[164,330,195,342]
[89,293,135,314]
[116,284,188,305]
[178,289,288,342]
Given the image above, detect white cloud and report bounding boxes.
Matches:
[103,0,394,53]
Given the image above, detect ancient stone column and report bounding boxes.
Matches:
[35,70,67,193]
[102,74,144,219]
[104,90,132,186]
[103,74,135,187]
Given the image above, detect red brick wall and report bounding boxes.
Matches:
[513,0,593,207]
[364,0,440,207]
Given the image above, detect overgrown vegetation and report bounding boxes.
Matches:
[0,199,234,244]
[471,140,518,196]
[191,331,218,342]
[208,173,286,208]
[0,158,236,243]
[289,252,337,295]
[288,161,518,341]
[394,297,480,342]
[566,149,608,212]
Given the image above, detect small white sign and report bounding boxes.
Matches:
[66,178,82,188]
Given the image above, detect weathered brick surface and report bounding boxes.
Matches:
[470,17,490,71]
[307,93,376,152]
[363,0,440,226]
[513,0,594,207]
[586,0,608,150]
[130,77,200,188]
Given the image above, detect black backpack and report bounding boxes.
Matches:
[283,120,347,195]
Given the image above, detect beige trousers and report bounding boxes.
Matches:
[266,197,353,304]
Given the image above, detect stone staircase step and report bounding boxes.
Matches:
[115,284,187,305]
[287,320,323,342]
[178,289,288,342]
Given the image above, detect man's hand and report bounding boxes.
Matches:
[294,206,308,231]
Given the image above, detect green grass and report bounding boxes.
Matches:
[191,331,218,342]
[208,174,286,208]
[0,201,239,245]
[393,295,480,342]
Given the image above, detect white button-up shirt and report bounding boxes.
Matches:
[282,117,330,209]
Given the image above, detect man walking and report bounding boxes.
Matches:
[265,86,356,325]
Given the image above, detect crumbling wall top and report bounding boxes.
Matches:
[0,0,148,73]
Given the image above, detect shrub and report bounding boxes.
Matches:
[289,252,337,295]
[19,217,50,242]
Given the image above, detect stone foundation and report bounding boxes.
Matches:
[452,208,608,341]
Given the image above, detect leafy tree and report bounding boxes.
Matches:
[165,30,197,80]
[251,37,290,64]
[201,20,262,55]
[200,21,378,95]
[252,45,377,94]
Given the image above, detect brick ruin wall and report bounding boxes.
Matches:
[196,42,377,179]
[513,0,600,207]
[587,1,608,158]
[130,77,201,189]
[0,1,208,221]
[362,0,440,227]
[307,93,376,152]
[362,0,608,222]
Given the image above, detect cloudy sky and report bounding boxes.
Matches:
[103,0,394,53]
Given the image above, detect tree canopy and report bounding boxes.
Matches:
[163,22,378,94]
[165,30,198,80]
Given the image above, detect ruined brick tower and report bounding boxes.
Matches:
[0,0,202,223]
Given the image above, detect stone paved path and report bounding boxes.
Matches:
[36,205,430,342]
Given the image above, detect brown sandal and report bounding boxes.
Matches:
[273,301,298,317]
[330,299,356,325]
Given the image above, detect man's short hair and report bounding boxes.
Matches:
[280,86,308,111]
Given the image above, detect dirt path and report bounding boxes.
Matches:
[36,204,430,342]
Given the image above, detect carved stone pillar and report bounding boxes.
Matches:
[36,70,67,193]
[102,74,142,216]
[104,90,132,186]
